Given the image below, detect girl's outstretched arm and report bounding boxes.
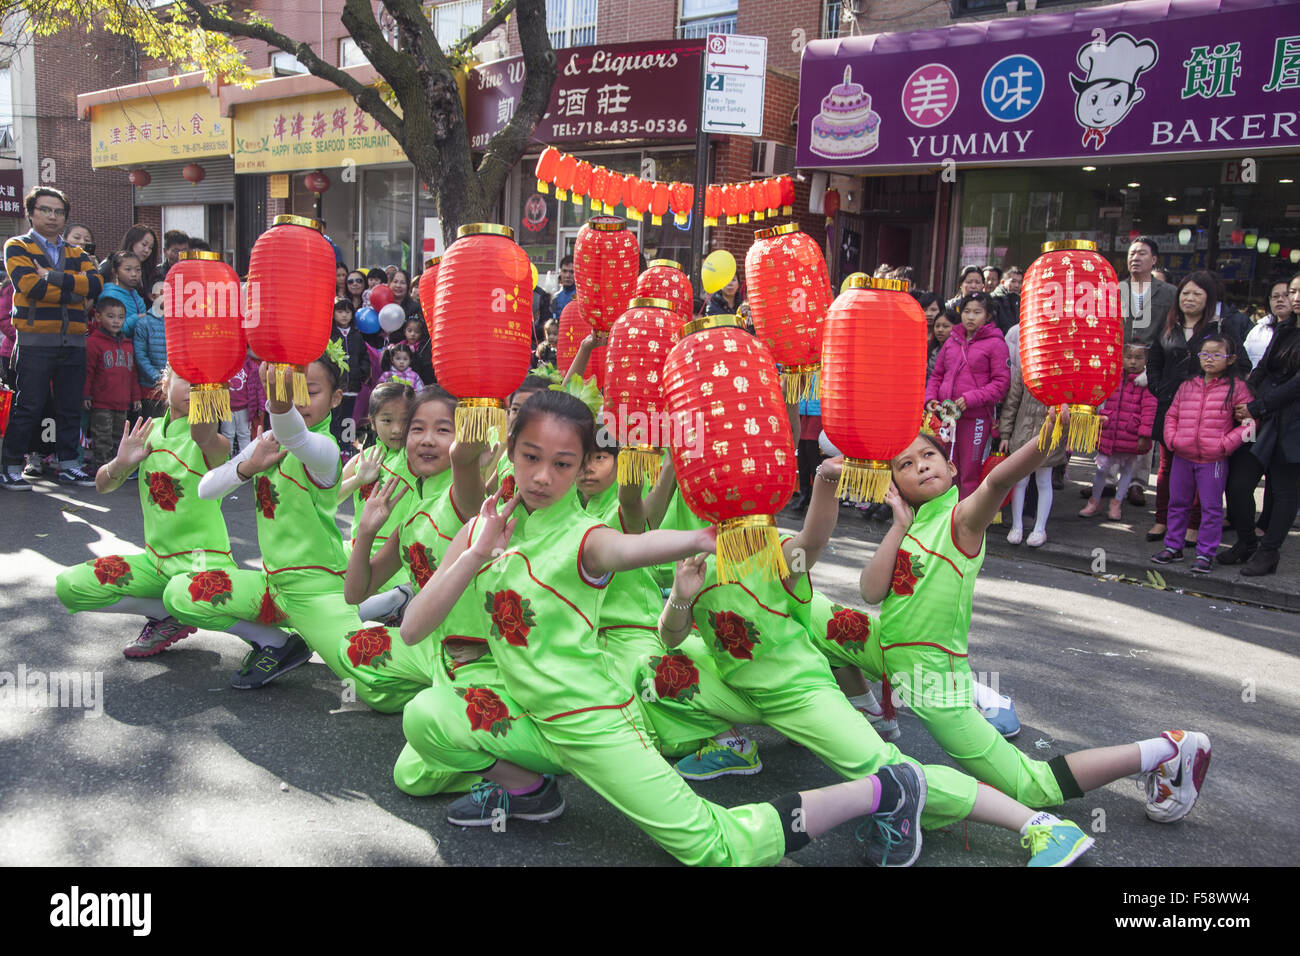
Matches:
[953,404,1066,553]
[861,482,912,605]
[581,524,715,578]
[189,418,231,469]
[784,456,842,575]
[643,456,677,530]
[450,439,488,519]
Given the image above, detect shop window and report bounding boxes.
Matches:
[677,0,737,39]
[271,52,308,76]
[361,167,415,273]
[0,66,11,150]
[432,0,484,49]
[548,0,598,50]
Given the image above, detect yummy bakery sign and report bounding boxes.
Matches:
[797,0,1300,170]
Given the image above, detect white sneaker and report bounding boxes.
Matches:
[856,706,902,742]
[1141,730,1211,823]
[1006,528,1024,545]
[1026,530,1047,547]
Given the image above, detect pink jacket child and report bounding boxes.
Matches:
[228,356,267,419]
[924,322,1010,496]
[1098,371,1157,456]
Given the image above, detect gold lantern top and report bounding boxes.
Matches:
[1041,239,1098,253]
[272,214,323,231]
[754,221,800,241]
[647,258,682,270]
[457,223,515,240]
[681,314,744,338]
[628,297,674,310]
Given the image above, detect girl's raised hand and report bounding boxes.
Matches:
[244,423,289,476]
[354,444,384,485]
[691,525,718,555]
[115,416,154,469]
[817,455,844,483]
[357,474,409,538]
[450,438,488,468]
[467,490,519,562]
[884,481,914,532]
[672,553,709,603]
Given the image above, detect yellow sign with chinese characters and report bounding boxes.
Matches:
[233,88,408,173]
[90,86,232,168]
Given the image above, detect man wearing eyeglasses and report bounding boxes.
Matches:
[1,186,104,490]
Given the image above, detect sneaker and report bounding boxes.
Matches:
[445,775,565,827]
[55,467,95,487]
[1150,547,1184,565]
[123,617,197,659]
[982,700,1021,739]
[1141,730,1211,823]
[22,454,47,480]
[1026,529,1047,548]
[0,471,32,491]
[1006,527,1024,545]
[857,763,926,867]
[1079,499,1101,517]
[1190,555,1212,574]
[230,633,313,689]
[674,739,763,780]
[383,583,415,627]
[1023,819,1094,867]
[1107,499,1123,521]
[857,707,901,742]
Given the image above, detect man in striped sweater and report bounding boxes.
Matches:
[2,186,103,489]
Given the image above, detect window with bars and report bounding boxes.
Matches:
[432,0,484,49]
[677,0,738,38]
[823,0,843,38]
[548,0,598,49]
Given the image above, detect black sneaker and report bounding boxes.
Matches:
[1150,547,1184,565]
[858,763,926,867]
[55,466,96,487]
[446,775,565,827]
[1190,555,1213,574]
[0,471,32,491]
[230,634,313,689]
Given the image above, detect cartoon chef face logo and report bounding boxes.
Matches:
[1070,32,1158,150]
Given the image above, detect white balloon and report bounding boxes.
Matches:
[378,303,407,332]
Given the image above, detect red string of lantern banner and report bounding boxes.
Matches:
[164,251,246,423]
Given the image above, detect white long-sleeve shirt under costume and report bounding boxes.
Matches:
[199,405,340,499]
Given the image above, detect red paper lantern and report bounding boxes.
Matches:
[245,215,335,405]
[622,174,644,221]
[182,163,206,184]
[1020,239,1123,452]
[823,187,841,224]
[573,216,640,333]
[603,296,681,485]
[721,184,745,224]
[1230,229,1245,245]
[164,251,246,423]
[669,182,694,224]
[304,170,331,193]
[628,176,652,222]
[571,160,594,207]
[763,178,782,217]
[535,146,561,194]
[590,166,611,213]
[558,299,606,390]
[433,223,533,442]
[601,170,623,215]
[635,259,694,321]
[663,316,796,583]
[820,275,926,502]
[553,153,577,201]
[745,223,834,402]
[704,185,722,226]
[650,182,670,225]
[778,175,795,215]
[418,255,441,341]
[747,181,766,222]
[127,169,151,188]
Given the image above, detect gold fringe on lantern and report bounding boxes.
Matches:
[1036,406,1066,452]
[267,363,308,407]
[617,445,663,487]
[836,458,892,504]
[456,398,507,444]
[715,515,790,585]
[780,364,819,404]
[1064,404,1104,453]
[188,383,232,424]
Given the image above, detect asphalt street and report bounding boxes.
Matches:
[1,477,1296,867]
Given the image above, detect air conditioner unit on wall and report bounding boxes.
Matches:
[752,140,796,177]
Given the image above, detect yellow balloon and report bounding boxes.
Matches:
[530,263,539,289]
[841,272,868,293]
[700,249,737,295]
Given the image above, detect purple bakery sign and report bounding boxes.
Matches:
[468,39,704,149]
[797,0,1300,169]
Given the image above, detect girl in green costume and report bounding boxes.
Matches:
[861,409,1212,834]
[55,370,235,659]
[338,385,489,716]
[163,355,362,690]
[395,389,1065,867]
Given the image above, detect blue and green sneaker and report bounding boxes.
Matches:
[1023,819,1094,867]
[674,739,763,781]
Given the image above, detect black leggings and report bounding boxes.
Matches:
[1225,445,1300,552]
[797,438,821,495]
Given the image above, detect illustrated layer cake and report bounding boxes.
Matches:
[810,66,881,159]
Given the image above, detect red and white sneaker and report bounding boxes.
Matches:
[1141,730,1211,823]
[123,617,197,659]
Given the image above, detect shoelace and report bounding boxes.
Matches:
[1020,825,1061,855]
[855,813,905,866]
[468,782,509,819]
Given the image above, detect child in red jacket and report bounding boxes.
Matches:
[1082,343,1157,521]
[1152,334,1254,573]
[82,298,142,474]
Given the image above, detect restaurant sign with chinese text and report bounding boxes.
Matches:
[467,39,704,149]
[233,88,408,173]
[90,87,232,169]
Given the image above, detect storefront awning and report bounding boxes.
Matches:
[797,0,1300,173]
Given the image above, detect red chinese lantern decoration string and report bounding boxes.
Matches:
[418,255,441,341]
[433,224,534,442]
[778,175,795,215]
[704,185,722,227]
[635,259,694,321]
[163,251,246,423]
[622,174,643,221]
[601,171,623,215]
[245,215,334,405]
[590,166,610,212]
[604,297,680,486]
[745,222,834,403]
[1020,239,1123,452]
[574,216,640,333]
[763,178,781,217]
[571,161,593,207]
[663,316,796,583]
[748,181,766,221]
[553,153,577,201]
[534,146,560,194]
[650,182,670,225]
[669,182,694,225]
[820,276,925,502]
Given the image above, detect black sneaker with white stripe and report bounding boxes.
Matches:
[230,634,313,689]
[55,466,96,487]
[0,471,32,491]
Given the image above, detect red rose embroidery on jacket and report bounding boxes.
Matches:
[346,626,392,668]
[708,610,760,661]
[255,476,279,520]
[499,474,517,500]
[404,542,435,589]
[826,605,871,649]
[485,589,536,648]
[892,550,923,596]
[650,649,700,701]
[92,555,133,587]
[457,686,513,736]
[146,471,182,511]
[188,569,234,606]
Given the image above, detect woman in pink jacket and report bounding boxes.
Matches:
[1151,333,1254,573]
[925,291,1010,497]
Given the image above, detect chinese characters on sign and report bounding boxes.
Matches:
[90,87,232,168]
[0,171,24,216]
